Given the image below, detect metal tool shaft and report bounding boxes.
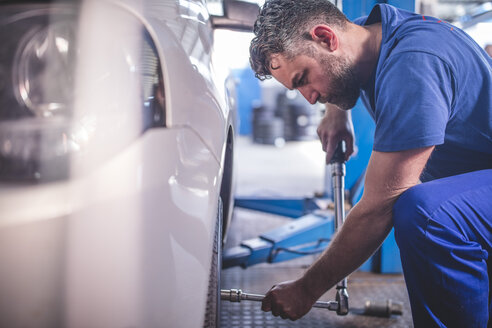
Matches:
[329,141,349,315]
[221,288,403,317]
[221,289,339,311]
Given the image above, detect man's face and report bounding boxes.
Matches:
[270,49,360,110]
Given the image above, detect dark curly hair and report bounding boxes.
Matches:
[249,0,349,80]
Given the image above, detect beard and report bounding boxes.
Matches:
[317,53,360,110]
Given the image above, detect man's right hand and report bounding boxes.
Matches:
[317,104,355,163]
[261,278,318,321]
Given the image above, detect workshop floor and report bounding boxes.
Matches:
[220,137,414,327]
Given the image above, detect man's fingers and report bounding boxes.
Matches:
[261,302,272,312]
[263,288,285,318]
[344,137,354,161]
[271,303,281,317]
[260,281,310,321]
[325,139,337,164]
[261,293,272,312]
[319,133,328,152]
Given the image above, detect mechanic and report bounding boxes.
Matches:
[249,0,492,326]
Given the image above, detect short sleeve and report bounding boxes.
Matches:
[373,52,454,152]
[353,16,368,26]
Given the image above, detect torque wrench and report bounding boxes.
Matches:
[221,288,403,317]
[330,141,349,315]
[221,288,339,311]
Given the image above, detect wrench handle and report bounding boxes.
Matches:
[329,141,346,164]
[221,289,339,311]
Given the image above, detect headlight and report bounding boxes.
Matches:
[0,3,165,183]
[13,20,76,117]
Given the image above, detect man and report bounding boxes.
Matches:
[249,0,492,326]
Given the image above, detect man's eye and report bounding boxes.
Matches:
[298,76,307,86]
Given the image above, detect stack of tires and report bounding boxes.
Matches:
[252,104,285,147]
[281,102,318,141]
[251,90,318,146]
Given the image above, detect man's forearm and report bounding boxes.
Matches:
[300,200,394,300]
[259,149,430,320]
[299,146,432,299]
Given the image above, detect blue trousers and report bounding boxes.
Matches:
[393,169,492,328]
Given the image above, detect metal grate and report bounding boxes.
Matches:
[221,267,414,328]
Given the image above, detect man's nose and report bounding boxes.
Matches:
[298,86,316,104]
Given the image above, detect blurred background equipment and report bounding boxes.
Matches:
[251,90,320,147]
[217,1,491,327]
[277,91,319,142]
[251,103,284,146]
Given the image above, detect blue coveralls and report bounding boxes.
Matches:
[394,169,492,327]
[356,5,492,327]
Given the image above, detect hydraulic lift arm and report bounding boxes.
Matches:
[222,144,346,269]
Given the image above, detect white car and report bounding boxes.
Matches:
[0,0,258,327]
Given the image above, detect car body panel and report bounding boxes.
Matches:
[144,0,233,164]
[0,128,220,327]
[0,0,248,326]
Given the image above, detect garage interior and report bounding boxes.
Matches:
[215,1,491,327]
[0,0,489,326]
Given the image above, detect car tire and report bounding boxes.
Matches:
[203,196,223,328]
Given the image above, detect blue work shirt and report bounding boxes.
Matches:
[355,4,492,182]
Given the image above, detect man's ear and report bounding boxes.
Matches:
[310,25,338,51]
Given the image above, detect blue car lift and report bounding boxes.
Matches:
[223,162,364,270]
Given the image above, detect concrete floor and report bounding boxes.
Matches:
[220,136,414,327]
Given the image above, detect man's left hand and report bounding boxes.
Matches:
[261,279,317,320]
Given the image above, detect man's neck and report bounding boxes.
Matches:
[346,22,382,86]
